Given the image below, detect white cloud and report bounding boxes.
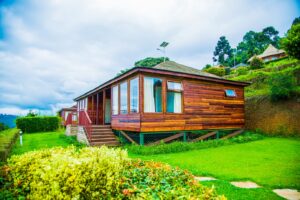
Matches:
[0,0,299,114]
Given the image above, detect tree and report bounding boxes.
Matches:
[0,122,9,131]
[292,16,300,26]
[233,26,281,64]
[281,23,300,60]
[213,36,232,66]
[202,64,212,70]
[134,57,169,68]
[26,110,38,117]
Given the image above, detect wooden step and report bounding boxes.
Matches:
[91,132,115,136]
[91,141,120,146]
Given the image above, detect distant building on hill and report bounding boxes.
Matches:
[248,44,286,63]
[58,105,77,126]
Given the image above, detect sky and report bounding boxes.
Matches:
[0,0,299,115]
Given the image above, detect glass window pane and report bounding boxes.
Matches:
[225,89,236,97]
[130,78,139,113]
[167,82,182,90]
[144,77,162,112]
[112,86,119,115]
[120,82,128,114]
[167,92,182,113]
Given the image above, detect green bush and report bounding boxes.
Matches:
[16,116,59,133]
[126,132,264,155]
[250,57,264,69]
[235,66,249,75]
[204,67,226,77]
[269,73,297,102]
[0,147,223,199]
[0,129,19,162]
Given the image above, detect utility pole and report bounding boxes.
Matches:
[157,42,169,62]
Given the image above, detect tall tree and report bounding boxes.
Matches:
[292,16,300,26]
[281,23,300,59]
[213,36,232,66]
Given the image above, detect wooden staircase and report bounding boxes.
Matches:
[89,125,120,146]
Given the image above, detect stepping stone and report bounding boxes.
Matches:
[230,181,261,188]
[194,176,217,181]
[273,189,300,200]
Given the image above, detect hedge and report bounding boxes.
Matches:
[0,129,19,162]
[16,116,59,133]
[0,147,223,199]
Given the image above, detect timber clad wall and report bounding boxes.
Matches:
[111,72,245,132]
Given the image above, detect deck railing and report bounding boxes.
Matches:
[78,110,92,141]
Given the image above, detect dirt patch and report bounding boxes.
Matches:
[245,97,300,136]
[273,189,300,200]
[230,181,261,188]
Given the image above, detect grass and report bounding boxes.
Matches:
[10,130,84,156]
[201,180,284,200]
[125,132,263,155]
[130,138,300,189]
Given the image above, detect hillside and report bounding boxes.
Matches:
[225,57,300,135]
[0,114,17,128]
[226,57,300,98]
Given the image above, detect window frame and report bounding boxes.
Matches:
[129,76,139,113]
[119,81,128,115]
[166,80,183,114]
[224,89,237,98]
[112,85,119,115]
[143,76,163,113]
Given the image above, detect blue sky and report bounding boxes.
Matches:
[0,0,299,115]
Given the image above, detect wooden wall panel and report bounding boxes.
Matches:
[140,75,246,132]
[110,71,246,133]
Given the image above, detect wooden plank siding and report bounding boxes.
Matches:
[110,71,246,133]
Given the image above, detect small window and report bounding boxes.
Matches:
[167,81,183,113]
[112,86,119,115]
[120,82,128,114]
[225,89,236,97]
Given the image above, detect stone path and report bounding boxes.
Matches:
[194,176,217,181]
[273,189,300,200]
[194,176,300,200]
[230,181,261,188]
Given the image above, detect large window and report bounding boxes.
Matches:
[130,77,139,113]
[167,81,182,113]
[144,77,162,112]
[120,82,128,114]
[112,86,119,115]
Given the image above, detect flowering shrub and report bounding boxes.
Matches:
[0,147,224,199]
[120,160,224,199]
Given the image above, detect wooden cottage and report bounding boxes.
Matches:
[248,44,286,63]
[58,105,77,126]
[73,61,249,146]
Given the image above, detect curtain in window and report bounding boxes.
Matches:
[112,86,118,114]
[173,93,181,113]
[144,77,155,112]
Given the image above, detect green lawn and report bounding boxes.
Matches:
[201,180,284,200]
[10,131,83,156]
[130,138,300,189]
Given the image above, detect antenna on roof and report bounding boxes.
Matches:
[157,41,169,62]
